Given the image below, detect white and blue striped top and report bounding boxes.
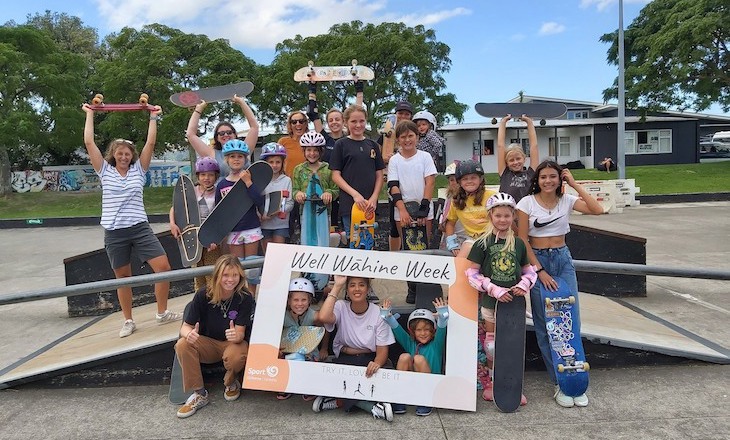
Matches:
[97,161,148,230]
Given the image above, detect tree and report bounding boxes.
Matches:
[90,24,262,155]
[601,0,730,112]
[259,21,468,132]
[0,25,87,195]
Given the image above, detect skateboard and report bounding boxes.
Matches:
[401,201,428,251]
[198,161,273,247]
[293,59,375,83]
[169,302,193,404]
[541,277,590,397]
[380,114,397,159]
[474,103,568,125]
[300,175,330,292]
[169,81,255,108]
[172,175,202,267]
[493,295,527,413]
[88,93,157,112]
[349,205,377,250]
[264,191,282,217]
[280,325,326,354]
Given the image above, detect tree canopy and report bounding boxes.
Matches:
[601,0,730,112]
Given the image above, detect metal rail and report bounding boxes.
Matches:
[0,255,728,307]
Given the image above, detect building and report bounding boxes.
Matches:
[439,96,730,172]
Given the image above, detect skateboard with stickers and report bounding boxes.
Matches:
[88,93,157,112]
[294,59,374,83]
[380,114,397,159]
[172,175,202,267]
[349,205,377,250]
[401,201,428,251]
[300,174,331,292]
[169,81,254,108]
[541,277,590,397]
[280,325,326,355]
[493,295,527,412]
[198,161,273,247]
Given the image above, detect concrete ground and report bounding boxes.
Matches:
[1,203,729,439]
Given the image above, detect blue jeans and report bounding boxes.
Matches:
[341,215,351,240]
[529,246,581,384]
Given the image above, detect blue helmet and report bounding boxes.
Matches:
[222,139,249,156]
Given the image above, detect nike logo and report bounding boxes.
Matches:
[534,217,563,228]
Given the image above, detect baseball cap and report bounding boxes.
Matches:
[394,100,413,114]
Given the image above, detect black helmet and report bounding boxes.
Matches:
[455,160,484,180]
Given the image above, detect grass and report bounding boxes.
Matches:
[2,162,729,219]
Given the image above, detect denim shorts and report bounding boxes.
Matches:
[262,228,290,239]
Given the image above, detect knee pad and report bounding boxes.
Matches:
[481,306,496,324]
[483,332,495,362]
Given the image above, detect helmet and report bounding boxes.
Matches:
[195,156,220,174]
[408,308,436,328]
[455,160,484,180]
[486,192,516,210]
[259,142,287,159]
[288,277,315,297]
[413,110,436,128]
[299,130,326,148]
[444,161,457,177]
[222,139,249,156]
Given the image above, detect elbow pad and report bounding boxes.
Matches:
[446,234,460,251]
[387,180,400,190]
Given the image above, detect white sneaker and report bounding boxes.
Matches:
[156,310,183,324]
[371,402,393,422]
[573,393,589,407]
[224,380,241,401]
[554,386,574,408]
[177,391,209,418]
[119,319,136,338]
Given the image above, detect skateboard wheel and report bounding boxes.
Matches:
[372,221,379,229]
[557,364,565,373]
[545,298,551,307]
[308,60,314,67]
[139,93,149,104]
[568,296,576,304]
[582,362,590,372]
[540,119,547,126]
[92,94,103,105]
[491,118,498,125]
[352,59,357,66]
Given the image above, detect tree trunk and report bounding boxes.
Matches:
[0,146,12,196]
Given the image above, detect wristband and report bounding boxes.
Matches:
[194,110,202,115]
[150,115,161,121]
[536,267,544,273]
[355,80,364,93]
[327,294,338,300]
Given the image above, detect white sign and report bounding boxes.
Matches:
[242,244,478,411]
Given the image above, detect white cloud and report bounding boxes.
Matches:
[580,0,652,12]
[538,22,565,36]
[94,0,471,49]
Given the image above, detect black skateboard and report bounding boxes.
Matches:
[475,103,567,125]
[198,161,273,247]
[492,295,527,412]
[173,175,202,267]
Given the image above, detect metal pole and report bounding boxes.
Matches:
[617,0,626,178]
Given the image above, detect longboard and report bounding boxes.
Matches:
[493,295,527,413]
[380,115,396,159]
[294,59,375,82]
[280,325,326,354]
[301,175,330,292]
[541,277,590,397]
[349,205,377,250]
[474,103,568,124]
[198,161,273,247]
[88,93,156,112]
[173,175,202,267]
[169,81,254,108]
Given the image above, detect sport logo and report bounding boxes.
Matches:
[533,216,562,228]
[266,366,279,377]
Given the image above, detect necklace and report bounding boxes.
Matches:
[219,295,234,318]
[538,193,559,215]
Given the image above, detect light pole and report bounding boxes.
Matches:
[617,0,626,179]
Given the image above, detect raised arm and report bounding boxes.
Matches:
[354,81,364,107]
[234,95,259,150]
[317,275,346,325]
[81,104,104,172]
[139,106,162,170]
[496,114,510,176]
[563,169,604,215]
[306,83,324,133]
[521,115,539,170]
[187,101,214,159]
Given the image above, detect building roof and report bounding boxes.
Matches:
[441,115,694,132]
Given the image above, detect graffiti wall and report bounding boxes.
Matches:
[11,162,191,193]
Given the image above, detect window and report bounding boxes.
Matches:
[548,136,571,156]
[482,139,494,155]
[567,110,589,119]
[509,138,531,157]
[625,129,671,154]
[580,136,592,157]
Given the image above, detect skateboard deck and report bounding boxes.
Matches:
[380,115,397,159]
[173,175,202,267]
[280,325,326,354]
[301,175,330,292]
[264,191,282,217]
[294,59,375,82]
[88,93,156,112]
[402,201,428,251]
[169,352,187,404]
[198,161,273,247]
[541,277,590,397]
[349,205,377,250]
[493,295,527,413]
[169,81,254,108]
[474,103,568,122]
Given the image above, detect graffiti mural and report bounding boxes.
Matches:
[11,171,48,193]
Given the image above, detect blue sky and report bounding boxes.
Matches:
[3,0,725,122]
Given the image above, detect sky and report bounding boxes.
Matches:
[3,0,726,123]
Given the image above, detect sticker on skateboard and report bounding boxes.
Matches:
[474,103,568,125]
[349,205,377,250]
[198,161,273,247]
[493,295,527,413]
[294,59,375,83]
[402,201,428,251]
[169,81,254,108]
[380,114,397,159]
[280,325,326,354]
[541,277,589,397]
[173,175,202,267]
[88,93,157,112]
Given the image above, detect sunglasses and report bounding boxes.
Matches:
[290,119,307,125]
[217,130,235,136]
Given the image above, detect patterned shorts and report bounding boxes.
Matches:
[226,227,263,245]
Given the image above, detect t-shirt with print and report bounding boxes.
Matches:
[499,168,535,203]
[516,194,578,237]
[328,137,385,215]
[185,287,255,342]
[467,235,529,308]
[445,190,497,238]
[324,300,395,358]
